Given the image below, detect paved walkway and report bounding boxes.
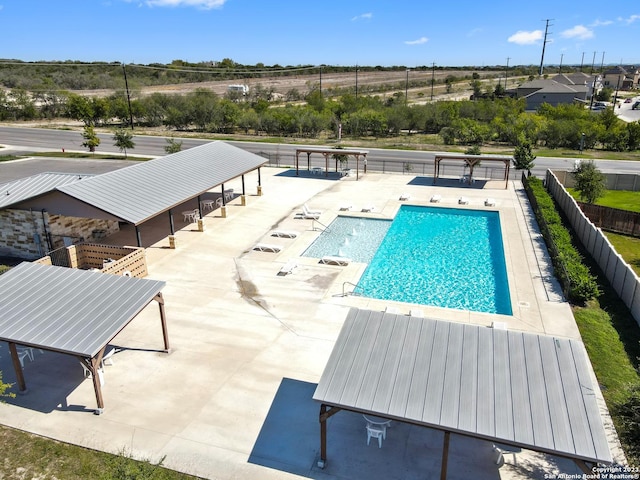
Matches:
[0,168,624,479]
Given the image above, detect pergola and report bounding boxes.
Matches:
[313,308,612,478]
[433,154,513,189]
[0,262,169,414]
[295,147,369,180]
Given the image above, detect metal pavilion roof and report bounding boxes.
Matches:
[56,141,266,225]
[0,172,91,209]
[314,308,612,465]
[0,262,165,357]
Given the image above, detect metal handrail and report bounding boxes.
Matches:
[312,218,331,232]
[342,281,364,297]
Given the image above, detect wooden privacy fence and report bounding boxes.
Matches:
[578,202,640,237]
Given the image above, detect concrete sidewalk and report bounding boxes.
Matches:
[0,167,622,479]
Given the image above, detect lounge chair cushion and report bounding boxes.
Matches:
[320,256,351,266]
[253,243,282,253]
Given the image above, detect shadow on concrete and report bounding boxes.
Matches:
[0,349,96,414]
[408,176,489,189]
[275,169,343,181]
[248,377,503,480]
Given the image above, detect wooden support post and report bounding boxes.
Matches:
[8,342,27,393]
[319,404,328,469]
[440,431,450,480]
[156,292,170,352]
[89,355,105,414]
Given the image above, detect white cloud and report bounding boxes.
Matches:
[590,19,613,27]
[404,37,428,45]
[561,25,594,40]
[467,28,483,37]
[619,14,640,24]
[351,12,372,21]
[144,0,226,9]
[507,30,543,45]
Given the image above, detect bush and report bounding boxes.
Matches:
[614,383,640,465]
[525,176,600,302]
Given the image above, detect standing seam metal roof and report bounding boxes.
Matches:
[0,262,165,357]
[57,141,266,225]
[0,172,91,209]
[313,308,612,464]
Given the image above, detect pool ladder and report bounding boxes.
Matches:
[342,281,364,297]
[312,219,330,232]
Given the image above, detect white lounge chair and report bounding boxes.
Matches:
[253,243,282,253]
[385,306,400,314]
[339,204,352,211]
[320,256,351,266]
[296,205,321,219]
[484,198,496,207]
[430,194,442,203]
[278,259,298,275]
[271,230,298,238]
[304,203,322,215]
[361,205,376,213]
[399,193,410,201]
[410,309,424,317]
[458,197,469,205]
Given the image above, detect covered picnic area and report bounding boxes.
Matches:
[0,262,169,414]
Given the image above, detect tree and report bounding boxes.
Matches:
[113,128,135,158]
[81,125,100,152]
[573,159,606,204]
[513,141,536,171]
[164,137,183,154]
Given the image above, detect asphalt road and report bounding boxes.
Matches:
[1,126,639,184]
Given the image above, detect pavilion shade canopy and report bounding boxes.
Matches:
[313,308,612,464]
[0,262,165,358]
[57,141,266,225]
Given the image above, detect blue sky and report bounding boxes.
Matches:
[1,0,638,67]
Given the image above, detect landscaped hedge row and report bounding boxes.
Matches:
[525,176,600,303]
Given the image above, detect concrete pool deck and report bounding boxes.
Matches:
[0,168,624,479]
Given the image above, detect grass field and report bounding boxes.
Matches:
[568,188,640,213]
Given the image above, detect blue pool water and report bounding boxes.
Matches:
[302,205,512,315]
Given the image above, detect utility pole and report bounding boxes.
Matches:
[405,68,409,105]
[590,51,597,74]
[355,65,358,98]
[319,66,322,97]
[121,63,134,130]
[504,57,510,89]
[539,19,553,76]
[580,52,585,72]
[430,62,436,100]
[599,52,606,73]
[559,53,564,74]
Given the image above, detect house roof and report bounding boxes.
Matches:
[58,141,266,225]
[0,262,166,357]
[314,308,612,464]
[0,172,92,209]
[552,72,594,86]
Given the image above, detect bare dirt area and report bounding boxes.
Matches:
[75,69,484,99]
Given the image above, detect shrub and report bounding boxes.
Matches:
[525,176,600,303]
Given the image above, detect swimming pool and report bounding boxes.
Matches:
[302,205,512,315]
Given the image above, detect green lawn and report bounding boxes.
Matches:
[605,232,640,276]
[568,188,640,213]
